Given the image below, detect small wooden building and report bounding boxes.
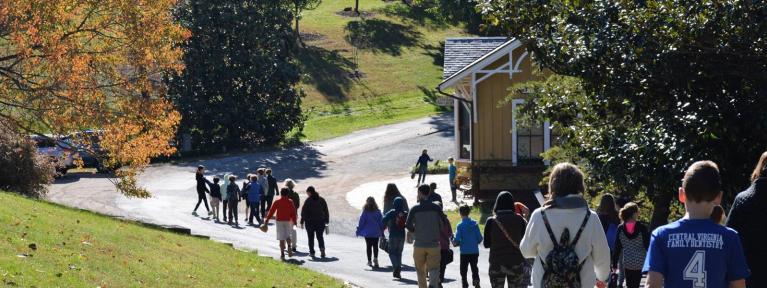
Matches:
[438,37,551,214]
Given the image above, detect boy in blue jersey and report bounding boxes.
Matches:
[644,161,750,288]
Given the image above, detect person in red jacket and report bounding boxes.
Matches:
[263,188,298,260]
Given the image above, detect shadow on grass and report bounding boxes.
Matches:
[297,46,356,102]
[421,41,445,67]
[375,3,454,30]
[345,18,422,56]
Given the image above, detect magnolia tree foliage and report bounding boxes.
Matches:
[168,0,304,152]
[481,0,767,227]
[0,0,187,197]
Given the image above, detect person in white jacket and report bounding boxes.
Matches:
[519,162,611,288]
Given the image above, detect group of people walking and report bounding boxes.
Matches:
[193,165,330,260]
[190,150,767,288]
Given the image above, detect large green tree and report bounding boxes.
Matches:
[168,0,304,151]
[481,1,767,228]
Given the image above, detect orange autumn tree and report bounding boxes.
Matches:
[0,0,188,197]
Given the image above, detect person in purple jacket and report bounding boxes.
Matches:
[356,196,384,268]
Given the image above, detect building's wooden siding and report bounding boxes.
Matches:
[472,49,538,161]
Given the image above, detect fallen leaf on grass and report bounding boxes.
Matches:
[16,254,32,258]
[28,243,37,250]
[81,241,92,246]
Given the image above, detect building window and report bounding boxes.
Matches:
[458,102,471,159]
[512,99,550,165]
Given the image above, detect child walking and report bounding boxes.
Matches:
[453,204,483,288]
[644,161,750,288]
[247,175,263,226]
[356,196,383,268]
[611,202,649,288]
[206,177,222,222]
[263,187,298,260]
[226,175,240,227]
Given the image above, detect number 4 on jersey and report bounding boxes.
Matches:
[684,250,707,288]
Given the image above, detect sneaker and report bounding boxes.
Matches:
[367,260,372,267]
[373,258,379,268]
[320,250,326,258]
[309,251,315,258]
[192,211,198,216]
[287,248,294,258]
[393,267,401,278]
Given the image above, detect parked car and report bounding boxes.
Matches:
[63,130,116,173]
[31,134,75,176]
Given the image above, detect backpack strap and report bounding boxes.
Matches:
[493,217,520,249]
[540,209,560,246]
[570,209,592,247]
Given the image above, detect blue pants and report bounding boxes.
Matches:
[388,236,405,269]
[248,201,262,224]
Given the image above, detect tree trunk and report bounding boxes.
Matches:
[354,0,359,13]
[649,186,672,230]
[295,11,301,46]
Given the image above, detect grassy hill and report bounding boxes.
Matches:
[0,192,344,287]
[296,0,472,140]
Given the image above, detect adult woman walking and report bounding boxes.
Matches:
[193,165,211,217]
[611,203,649,288]
[415,149,433,186]
[483,191,527,288]
[382,196,408,278]
[519,163,610,288]
[383,183,409,214]
[597,194,620,250]
[727,151,767,288]
[301,186,329,258]
[356,196,384,268]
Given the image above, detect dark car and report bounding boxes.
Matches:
[63,130,116,173]
[31,135,76,176]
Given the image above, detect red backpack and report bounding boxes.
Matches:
[395,211,407,230]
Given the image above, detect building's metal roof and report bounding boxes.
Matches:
[442,37,509,79]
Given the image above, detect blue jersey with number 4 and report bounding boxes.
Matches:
[643,219,749,288]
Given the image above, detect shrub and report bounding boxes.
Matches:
[0,127,54,197]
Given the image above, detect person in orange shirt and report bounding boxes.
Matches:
[263,187,298,260]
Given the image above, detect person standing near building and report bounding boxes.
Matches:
[611,202,649,288]
[262,168,278,219]
[301,186,329,258]
[193,165,212,217]
[406,184,443,288]
[382,196,408,278]
[263,188,298,260]
[448,157,458,203]
[727,152,767,288]
[415,149,433,186]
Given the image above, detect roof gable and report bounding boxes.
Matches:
[442,37,508,80]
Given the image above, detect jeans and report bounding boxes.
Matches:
[365,237,379,262]
[388,237,405,269]
[413,246,441,288]
[460,253,479,287]
[417,165,428,185]
[450,184,457,201]
[260,194,274,218]
[193,190,210,213]
[306,225,325,254]
[248,201,262,224]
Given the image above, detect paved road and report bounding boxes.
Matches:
[47,114,511,288]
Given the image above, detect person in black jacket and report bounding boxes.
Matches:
[261,169,279,219]
[727,151,767,288]
[193,165,211,217]
[483,191,527,288]
[300,186,329,258]
[611,202,649,288]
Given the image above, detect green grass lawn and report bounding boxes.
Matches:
[445,205,485,232]
[296,0,469,141]
[0,192,344,288]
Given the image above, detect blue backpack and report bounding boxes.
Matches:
[605,223,618,251]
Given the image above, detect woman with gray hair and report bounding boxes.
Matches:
[284,178,301,252]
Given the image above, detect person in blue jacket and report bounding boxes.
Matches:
[382,196,408,278]
[247,175,263,226]
[356,196,384,268]
[453,204,483,288]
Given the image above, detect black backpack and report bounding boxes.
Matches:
[539,208,591,288]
